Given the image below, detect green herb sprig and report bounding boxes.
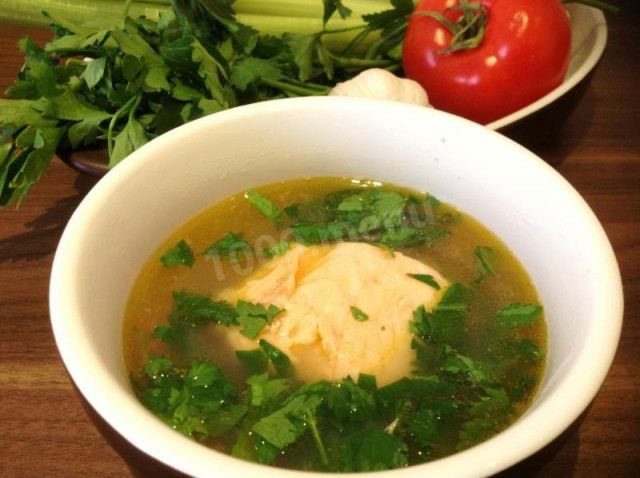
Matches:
[0,0,411,208]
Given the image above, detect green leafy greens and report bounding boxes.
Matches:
[136,278,544,471]
[0,0,412,207]
[161,239,195,267]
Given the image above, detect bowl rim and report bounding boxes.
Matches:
[49,97,623,478]
[486,5,607,131]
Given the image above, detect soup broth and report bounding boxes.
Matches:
[124,177,546,472]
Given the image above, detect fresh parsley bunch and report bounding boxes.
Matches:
[0,0,414,207]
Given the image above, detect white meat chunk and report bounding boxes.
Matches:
[219,242,447,386]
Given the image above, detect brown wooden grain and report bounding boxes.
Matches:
[1,3,639,477]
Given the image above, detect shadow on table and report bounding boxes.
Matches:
[498,73,598,168]
[0,172,99,264]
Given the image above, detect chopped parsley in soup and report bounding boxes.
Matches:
[124,177,546,472]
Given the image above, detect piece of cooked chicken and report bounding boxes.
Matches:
[219,242,447,386]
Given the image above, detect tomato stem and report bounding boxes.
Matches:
[413,0,488,54]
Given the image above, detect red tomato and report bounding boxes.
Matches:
[402,0,572,125]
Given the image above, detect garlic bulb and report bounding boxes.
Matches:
[329,68,431,107]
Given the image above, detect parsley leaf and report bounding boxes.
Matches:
[110,113,149,167]
[245,189,283,222]
[406,399,458,450]
[259,339,293,377]
[235,349,269,375]
[230,57,283,91]
[442,350,488,384]
[236,301,284,339]
[350,306,369,322]
[339,428,408,472]
[515,338,545,361]
[496,303,543,327]
[81,56,107,90]
[247,372,292,408]
[474,245,496,282]
[170,290,238,326]
[161,239,195,267]
[1,0,412,207]
[262,239,290,259]
[457,387,512,451]
[136,357,244,439]
[287,188,451,249]
[411,286,467,347]
[432,283,468,313]
[283,32,322,82]
[322,0,353,26]
[408,273,441,289]
[252,393,323,449]
[202,232,253,263]
[327,379,376,423]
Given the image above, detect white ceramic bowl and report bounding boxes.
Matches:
[50,97,623,477]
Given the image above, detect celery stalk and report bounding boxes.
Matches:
[0,0,415,54]
[238,13,371,52]
[233,0,391,18]
[0,0,167,27]
[0,0,399,48]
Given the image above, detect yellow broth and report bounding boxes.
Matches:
[123,176,546,471]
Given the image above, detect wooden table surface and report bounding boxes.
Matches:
[1,3,638,477]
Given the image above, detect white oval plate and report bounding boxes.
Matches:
[487,4,607,132]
